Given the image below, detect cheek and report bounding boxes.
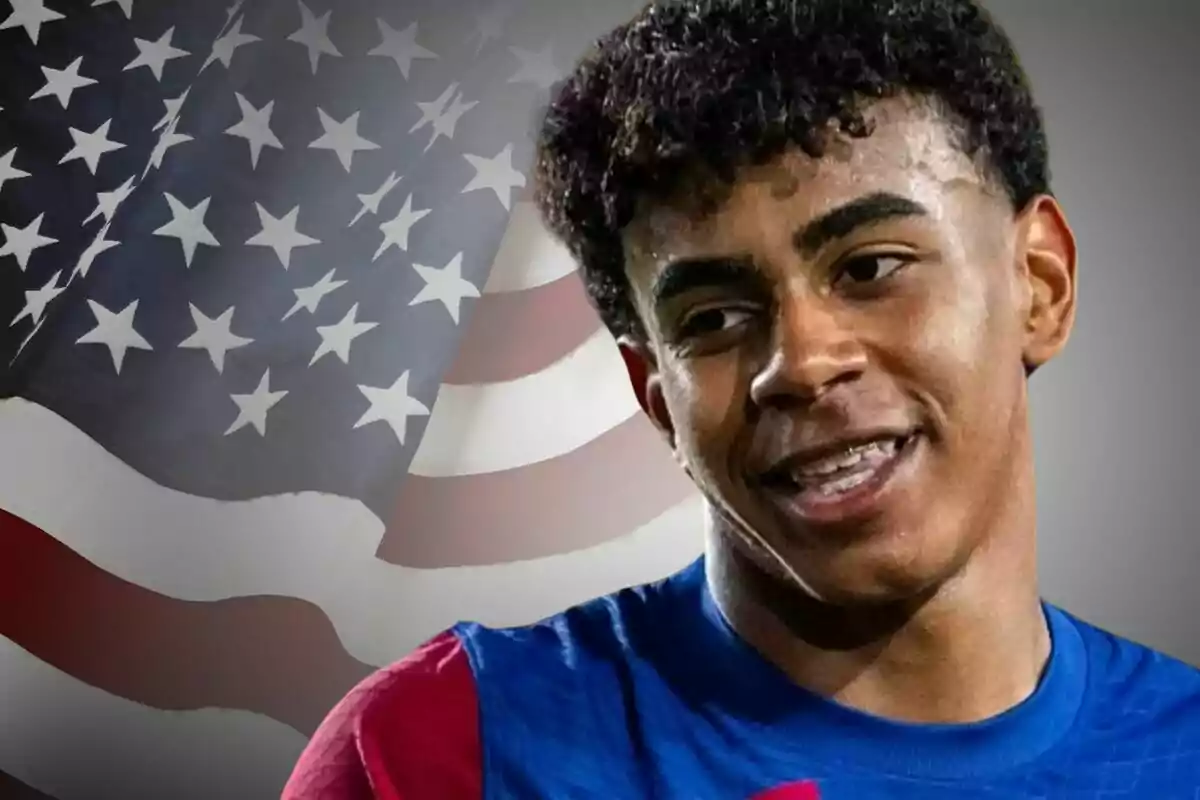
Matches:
[903,267,1022,434]
[912,279,990,370]
[664,358,748,471]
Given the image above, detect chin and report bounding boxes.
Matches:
[798,567,942,608]
[708,488,972,607]
[773,527,965,608]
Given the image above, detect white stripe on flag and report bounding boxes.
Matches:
[411,328,638,477]
[0,397,704,667]
[481,201,577,293]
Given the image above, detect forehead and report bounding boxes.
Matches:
[625,99,994,260]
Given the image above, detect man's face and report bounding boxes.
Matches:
[620,100,1076,604]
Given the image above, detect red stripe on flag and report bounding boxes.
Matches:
[378,414,695,567]
[0,770,56,800]
[0,508,372,736]
[442,272,601,386]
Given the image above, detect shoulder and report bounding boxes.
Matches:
[281,559,706,799]
[1063,607,1200,729]
[282,629,482,800]
[458,558,703,686]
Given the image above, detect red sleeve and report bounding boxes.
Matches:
[281,629,483,800]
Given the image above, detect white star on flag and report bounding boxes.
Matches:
[145,117,192,174]
[92,0,133,18]
[76,298,152,374]
[411,84,456,132]
[202,15,259,71]
[0,212,58,270]
[308,109,380,172]
[153,89,190,131]
[354,370,430,445]
[83,175,137,226]
[288,1,340,74]
[411,83,477,152]
[0,0,65,45]
[225,92,283,168]
[409,252,480,324]
[178,303,253,372]
[349,171,402,226]
[374,193,430,259]
[71,224,121,280]
[153,193,219,267]
[245,203,319,268]
[369,19,436,80]
[31,57,98,110]
[425,94,476,153]
[60,119,125,175]
[12,269,64,327]
[225,369,287,436]
[311,303,377,366]
[508,45,560,90]
[282,269,345,321]
[124,26,191,81]
[0,148,31,194]
[462,143,526,210]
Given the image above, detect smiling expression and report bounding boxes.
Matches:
[619,99,1075,604]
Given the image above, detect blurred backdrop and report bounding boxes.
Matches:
[0,0,1196,797]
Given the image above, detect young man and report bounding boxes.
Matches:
[285,0,1200,797]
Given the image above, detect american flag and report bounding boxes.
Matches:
[0,0,702,797]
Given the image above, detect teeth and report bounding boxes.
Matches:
[817,469,874,495]
[793,438,898,480]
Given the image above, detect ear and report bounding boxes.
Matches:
[617,334,676,451]
[1016,195,1077,372]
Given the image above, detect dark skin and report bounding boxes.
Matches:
[617,98,1077,724]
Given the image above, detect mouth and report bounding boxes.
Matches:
[758,431,923,525]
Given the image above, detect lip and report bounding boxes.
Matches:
[756,430,924,526]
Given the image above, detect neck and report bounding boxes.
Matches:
[706,463,1049,725]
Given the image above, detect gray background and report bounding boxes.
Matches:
[993,1,1200,664]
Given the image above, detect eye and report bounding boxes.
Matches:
[677,306,756,338]
[834,253,912,286]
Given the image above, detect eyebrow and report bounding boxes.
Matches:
[649,255,761,310]
[793,191,929,255]
[648,191,928,310]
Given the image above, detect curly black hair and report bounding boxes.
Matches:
[533,0,1050,340]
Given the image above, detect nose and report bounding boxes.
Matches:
[749,292,868,409]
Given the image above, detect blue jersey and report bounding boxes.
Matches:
[289,557,1200,799]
